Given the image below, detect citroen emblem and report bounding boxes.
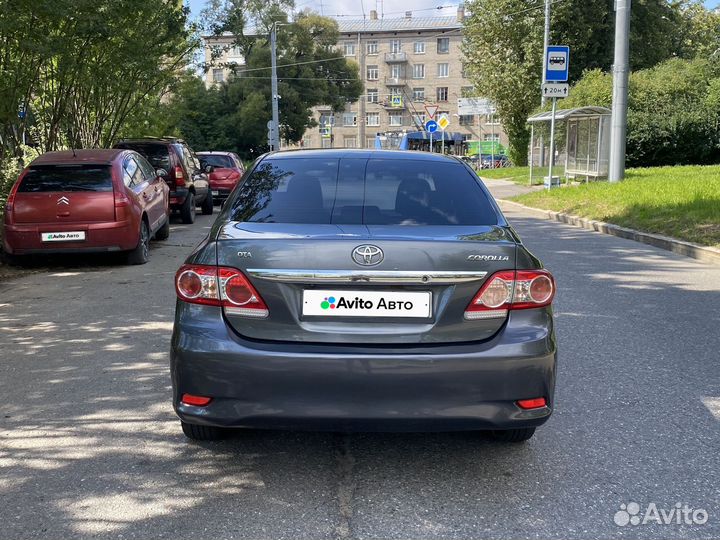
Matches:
[352,245,384,266]
[57,196,70,205]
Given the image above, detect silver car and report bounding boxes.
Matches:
[171,150,557,442]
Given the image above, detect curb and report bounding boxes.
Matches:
[496,199,720,266]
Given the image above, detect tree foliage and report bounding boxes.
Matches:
[462,0,720,165]
[0,0,195,160]
[563,58,720,166]
[163,10,362,159]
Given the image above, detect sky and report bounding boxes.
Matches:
[187,0,720,19]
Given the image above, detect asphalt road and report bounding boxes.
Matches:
[1,203,719,539]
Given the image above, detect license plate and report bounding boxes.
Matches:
[302,290,431,318]
[212,190,219,196]
[41,231,86,242]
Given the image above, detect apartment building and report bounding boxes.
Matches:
[203,6,508,152]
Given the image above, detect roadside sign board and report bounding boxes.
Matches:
[457,97,495,116]
[391,95,402,108]
[542,83,569,99]
[546,45,569,82]
[18,104,26,119]
[424,105,439,119]
[437,115,450,130]
[425,120,438,133]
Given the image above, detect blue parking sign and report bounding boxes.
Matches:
[546,45,569,82]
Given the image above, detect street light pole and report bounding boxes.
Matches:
[608,0,631,182]
[270,22,281,150]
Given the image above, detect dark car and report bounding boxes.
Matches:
[114,138,213,223]
[3,149,170,265]
[171,149,557,442]
[196,151,245,205]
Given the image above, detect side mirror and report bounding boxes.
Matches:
[203,164,214,174]
[156,168,168,178]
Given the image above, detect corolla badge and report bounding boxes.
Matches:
[352,245,384,266]
[57,196,70,205]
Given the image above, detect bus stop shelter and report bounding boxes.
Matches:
[527,106,611,184]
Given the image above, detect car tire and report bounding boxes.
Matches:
[490,427,536,443]
[126,220,150,265]
[181,421,224,441]
[155,216,170,240]
[180,193,196,224]
[201,191,214,215]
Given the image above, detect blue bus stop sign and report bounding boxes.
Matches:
[425,120,438,133]
[546,45,569,82]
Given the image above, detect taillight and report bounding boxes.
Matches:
[174,165,185,187]
[175,264,268,318]
[181,393,212,406]
[464,270,555,320]
[4,179,21,223]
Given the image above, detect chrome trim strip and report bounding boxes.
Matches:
[246,269,487,284]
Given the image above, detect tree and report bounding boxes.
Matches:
[461,0,718,165]
[169,8,362,158]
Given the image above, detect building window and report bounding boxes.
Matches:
[342,112,357,126]
[319,113,335,127]
[412,114,427,127]
[212,69,224,83]
[414,41,425,54]
[437,63,449,78]
[459,114,475,125]
[367,89,379,103]
[390,64,403,79]
[436,87,448,101]
[366,40,378,55]
[437,37,450,54]
[390,39,401,53]
[487,114,500,125]
[389,112,403,127]
[344,136,357,148]
[413,87,425,101]
[231,45,243,57]
[412,64,425,79]
[366,113,380,126]
[367,65,379,81]
[343,42,356,56]
[366,137,376,148]
[484,133,501,142]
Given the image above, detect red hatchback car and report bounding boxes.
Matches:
[3,149,170,265]
[196,151,245,205]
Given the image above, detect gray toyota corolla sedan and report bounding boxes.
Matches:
[171,149,557,442]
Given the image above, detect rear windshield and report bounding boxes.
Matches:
[229,157,498,226]
[116,143,171,170]
[199,154,234,169]
[18,165,113,192]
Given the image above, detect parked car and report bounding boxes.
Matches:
[196,151,245,205]
[3,149,170,265]
[171,149,557,442]
[481,154,511,169]
[114,138,212,223]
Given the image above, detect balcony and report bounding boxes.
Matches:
[384,75,407,86]
[384,52,408,63]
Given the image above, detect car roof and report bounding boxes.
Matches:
[116,137,185,145]
[264,149,464,163]
[30,149,127,166]
[197,151,235,156]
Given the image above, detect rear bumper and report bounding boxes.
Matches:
[3,219,137,255]
[169,188,190,209]
[171,306,557,432]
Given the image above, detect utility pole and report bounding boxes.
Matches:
[538,0,551,167]
[270,22,281,151]
[608,0,631,182]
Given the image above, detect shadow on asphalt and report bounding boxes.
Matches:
[0,212,719,538]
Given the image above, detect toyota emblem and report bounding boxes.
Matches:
[352,245,384,266]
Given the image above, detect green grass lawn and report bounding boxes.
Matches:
[479,166,566,185]
[512,165,720,247]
